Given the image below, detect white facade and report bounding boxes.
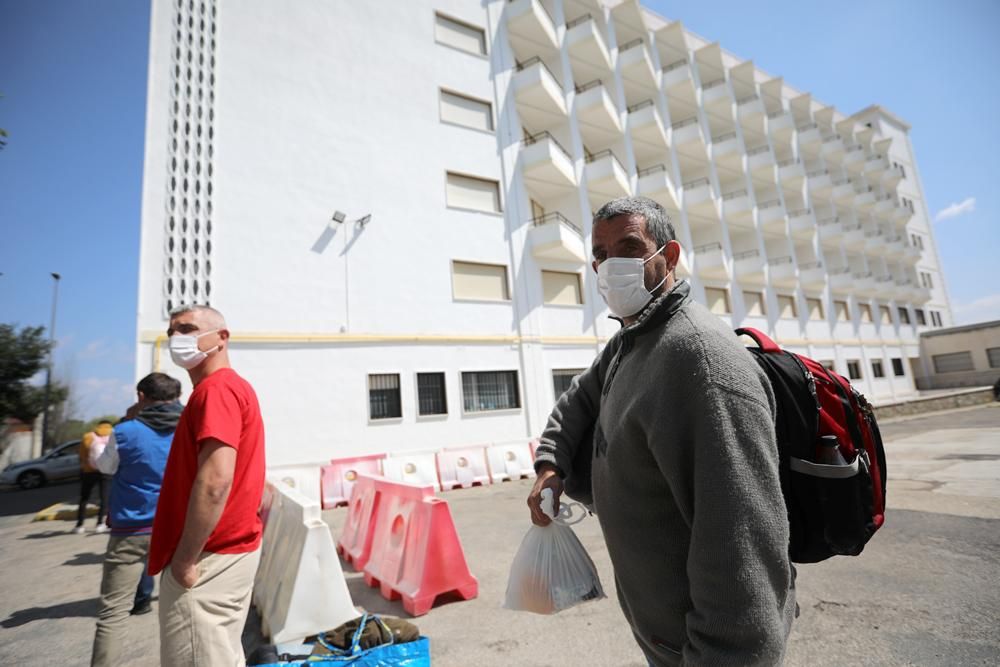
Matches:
[136,0,952,468]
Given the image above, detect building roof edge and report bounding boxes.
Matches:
[920,319,1000,339]
[849,104,912,131]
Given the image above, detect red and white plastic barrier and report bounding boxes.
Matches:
[336,474,380,570]
[436,445,491,491]
[321,454,385,509]
[359,476,478,616]
[486,440,536,483]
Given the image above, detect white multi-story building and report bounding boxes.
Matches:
[135,0,951,470]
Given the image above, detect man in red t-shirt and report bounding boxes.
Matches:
[149,304,265,667]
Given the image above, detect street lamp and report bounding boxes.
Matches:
[40,272,61,450]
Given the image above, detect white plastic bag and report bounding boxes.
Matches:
[503,489,605,614]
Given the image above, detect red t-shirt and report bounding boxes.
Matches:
[148,368,266,575]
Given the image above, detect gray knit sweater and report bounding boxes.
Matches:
[535,281,795,666]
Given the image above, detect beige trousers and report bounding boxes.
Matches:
[91,534,151,667]
[159,549,261,667]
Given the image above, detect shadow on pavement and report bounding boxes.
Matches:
[64,552,105,566]
[1,597,100,628]
[0,481,78,518]
[21,529,75,540]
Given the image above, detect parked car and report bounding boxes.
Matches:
[0,440,82,490]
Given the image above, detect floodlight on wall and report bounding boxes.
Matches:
[331,210,347,224]
[355,214,372,228]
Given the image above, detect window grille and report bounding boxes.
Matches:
[462,371,520,412]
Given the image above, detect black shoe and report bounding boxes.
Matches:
[130,600,152,616]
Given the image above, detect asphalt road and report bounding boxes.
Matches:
[1,404,997,666]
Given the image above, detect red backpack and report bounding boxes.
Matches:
[737,328,887,563]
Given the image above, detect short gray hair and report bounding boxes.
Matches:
[168,303,227,330]
[593,196,675,248]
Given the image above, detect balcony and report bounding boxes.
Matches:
[767,110,795,140]
[817,216,843,244]
[757,199,786,233]
[864,155,888,178]
[721,189,752,228]
[895,278,917,301]
[873,193,894,220]
[672,117,709,161]
[627,100,668,152]
[506,0,559,54]
[733,248,765,283]
[682,177,718,219]
[820,135,845,161]
[513,58,567,129]
[693,242,727,279]
[618,39,657,90]
[584,150,630,199]
[832,177,855,203]
[854,186,876,210]
[852,271,876,297]
[842,144,866,173]
[892,201,914,226]
[737,94,765,123]
[747,145,776,179]
[788,208,815,239]
[884,234,905,260]
[797,122,821,147]
[575,79,623,138]
[565,14,613,74]
[842,222,866,249]
[710,131,741,170]
[701,77,731,110]
[828,267,853,293]
[661,58,695,95]
[864,228,886,253]
[807,168,832,196]
[914,284,932,304]
[636,164,679,211]
[902,242,921,264]
[528,212,586,263]
[777,157,805,185]
[873,274,896,299]
[521,131,577,197]
[882,164,905,188]
[799,260,825,288]
[769,255,797,287]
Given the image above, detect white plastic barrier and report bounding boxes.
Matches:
[254,479,359,644]
[382,450,441,490]
[437,445,491,490]
[268,462,324,504]
[486,440,536,483]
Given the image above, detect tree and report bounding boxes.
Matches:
[0,324,68,423]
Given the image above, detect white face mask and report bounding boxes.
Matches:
[168,330,220,370]
[596,244,667,318]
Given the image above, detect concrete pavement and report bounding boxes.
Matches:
[0,404,997,666]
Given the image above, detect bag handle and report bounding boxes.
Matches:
[735,327,782,354]
[317,613,395,661]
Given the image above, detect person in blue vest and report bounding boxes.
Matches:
[90,372,183,667]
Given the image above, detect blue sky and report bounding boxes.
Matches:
[1,1,998,419]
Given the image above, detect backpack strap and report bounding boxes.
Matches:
[818,366,865,454]
[735,327,782,354]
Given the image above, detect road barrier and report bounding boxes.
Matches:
[486,440,537,483]
[437,445,490,490]
[383,450,441,490]
[321,454,385,509]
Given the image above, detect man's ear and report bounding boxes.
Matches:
[664,240,682,273]
[218,329,230,342]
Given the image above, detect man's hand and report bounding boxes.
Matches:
[527,463,564,526]
[170,559,199,589]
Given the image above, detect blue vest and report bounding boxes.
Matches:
[109,421,173,529]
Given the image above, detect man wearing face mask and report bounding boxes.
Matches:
[148,304,266,667]
[527,197,795,666]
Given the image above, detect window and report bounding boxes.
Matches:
[542,271,583,305]
[932,352,974,374]
[898,307,911,325]
[911,234,924,250]
[445,172,501,213]
[987,347,1000,369]
[462,371,520,412]
[834,300,849,322]
[920,271,934,289]
[777,294,797,319]
[806,298,824,320]
[847,360,862,380]
[416,372,447,416]
[930,311,942,327]
[440,90,493,132]
[915,309,926,326]
[879,305,892,325]
[892,358,905,376]
[743,291,765,317]
[452,261,509,301]
[872,359,884,378]
[859,303,873,323]
[705,287,730,314]
[434,13,486,55]
[368,374,401,420]
[552,369,585,401]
